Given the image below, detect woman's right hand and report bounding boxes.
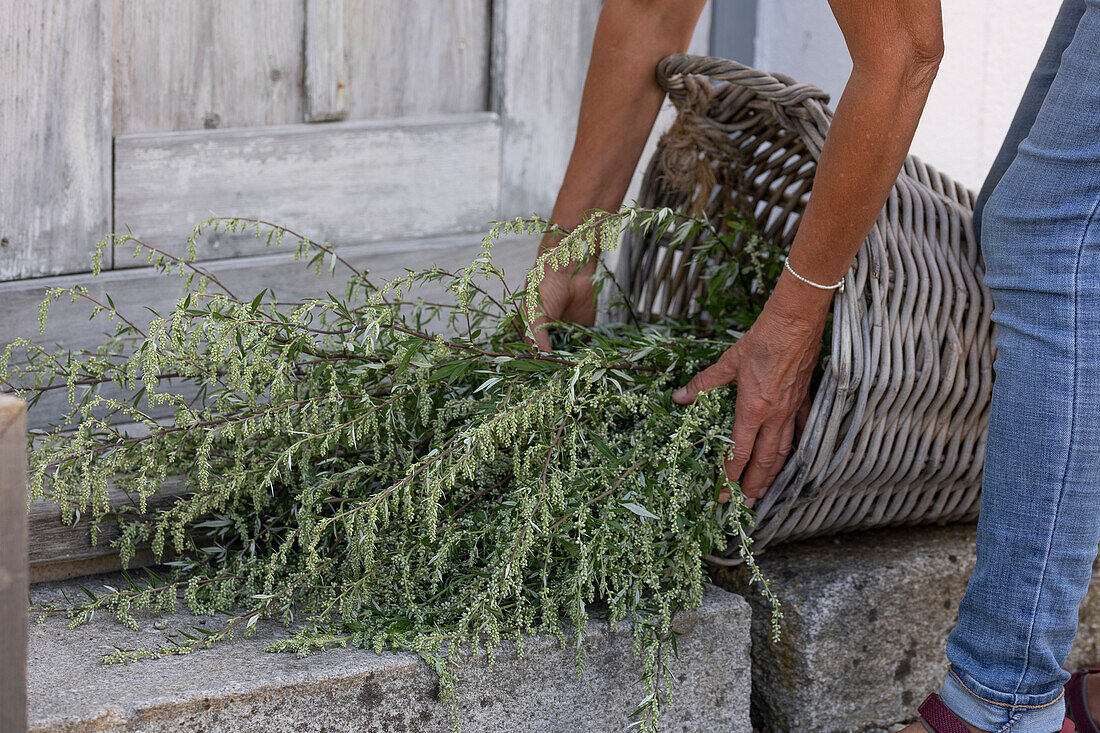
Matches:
[523,254,597,352]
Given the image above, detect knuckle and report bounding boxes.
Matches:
[754,454,779,470]
[740,396,771,419]
[693,370,727,394]
[738,406,763,423]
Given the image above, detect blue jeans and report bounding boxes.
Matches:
[939,1,1100,730]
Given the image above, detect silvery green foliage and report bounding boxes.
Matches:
[6,209,784,731]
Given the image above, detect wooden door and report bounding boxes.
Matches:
[1,0,709,427]
[110,0,506,264]
[0,0,617,278]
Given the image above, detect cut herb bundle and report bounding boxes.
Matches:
[5,208,790,730]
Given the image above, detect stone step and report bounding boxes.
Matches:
[712,524,1100,733]
[28,577,751,733]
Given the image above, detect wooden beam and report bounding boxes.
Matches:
[304,0,349,122]
[113,112,501,262]
[623,3,712,207]
[494,0,712,220]
[0,395,27,731]
[28,476,188,584]
[709,0,754,63]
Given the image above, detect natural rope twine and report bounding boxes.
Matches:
[618,55,994,559]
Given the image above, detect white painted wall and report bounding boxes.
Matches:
[752,0,1064,190]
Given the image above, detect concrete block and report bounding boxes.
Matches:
[28,577,752,732]
[712,524,1100,733]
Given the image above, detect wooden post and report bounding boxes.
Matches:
[0,395,27,732]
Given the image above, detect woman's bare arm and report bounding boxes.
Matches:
[674,0,944,503]
[782,0,946,299]
[525,0,708,350]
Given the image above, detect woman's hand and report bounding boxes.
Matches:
[672,275,831,505]
[667,0,942,506]
[524,253,597,352]
[519,0,706,351]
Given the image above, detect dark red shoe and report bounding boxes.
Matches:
[1066,666,1100,733]
[917,693,1073,733]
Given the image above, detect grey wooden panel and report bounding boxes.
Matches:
[2,231,536,430]
[344,0,491,120]
[496,0,602,217]
[0,395,27,731]
[0,1,112,281]
[305,0,349,122]
[113,113,501,262]
[112,0,304,135]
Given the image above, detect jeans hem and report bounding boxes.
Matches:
[940,666,1066,732]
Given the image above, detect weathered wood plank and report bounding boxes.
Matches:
[0,1,112,281]
[113,113,502,262]
[0,395,28,730]
[344,0,491,120]
[28,475,188,583]
[305,0,349,122]
[112,0,304,135]
[2,231,537,430]
[496,0,602,217]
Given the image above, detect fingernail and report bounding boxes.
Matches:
[672,388,687,402]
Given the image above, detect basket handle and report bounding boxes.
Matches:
[657,54,834,159]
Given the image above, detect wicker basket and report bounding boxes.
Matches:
[619,55,995,557]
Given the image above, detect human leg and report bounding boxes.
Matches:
[972,0,1085,243]
[937,2,1100,730]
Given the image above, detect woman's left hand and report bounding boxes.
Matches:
[672,282,829,505]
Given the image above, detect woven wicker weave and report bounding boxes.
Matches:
[618,55,995,558]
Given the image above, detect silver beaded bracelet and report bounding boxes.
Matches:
[783,258,846,293]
